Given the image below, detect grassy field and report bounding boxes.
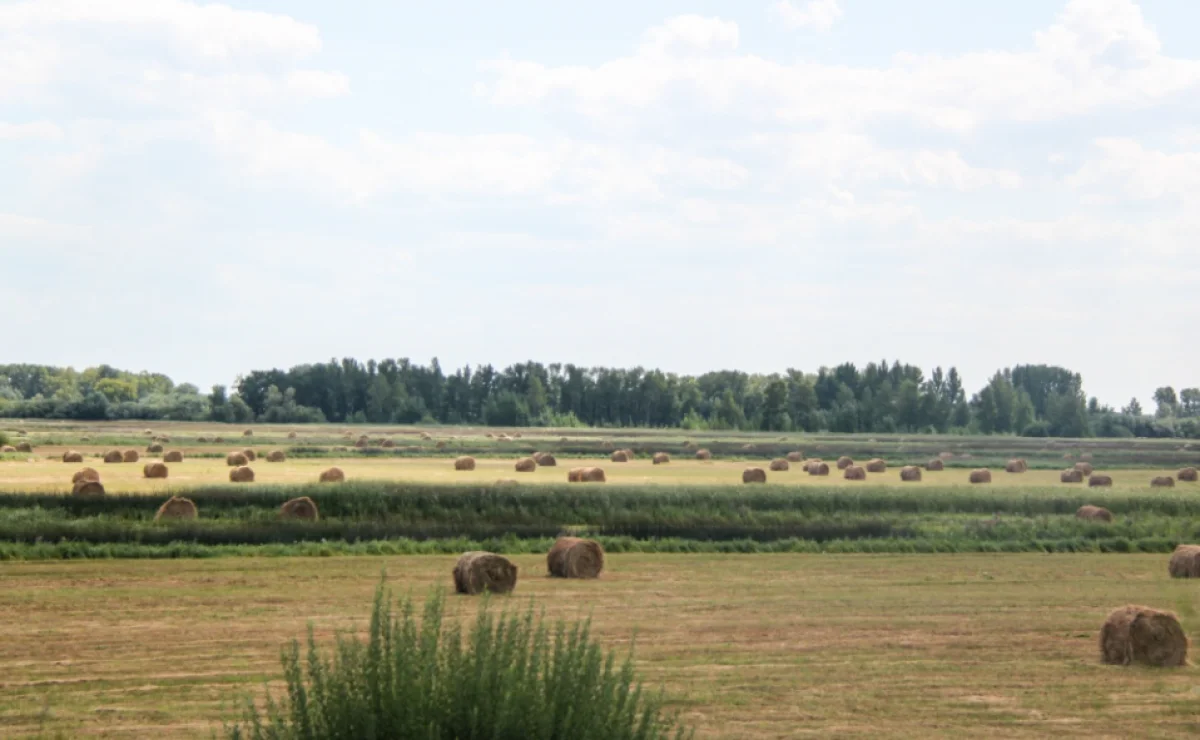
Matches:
[2,553,1198,738]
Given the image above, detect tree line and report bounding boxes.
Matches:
[1,359,1197,439]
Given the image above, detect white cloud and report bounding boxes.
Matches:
[641,15,740,54]
[1066,137,1200,201]
[0,121,61,139]
[772,0,843,32]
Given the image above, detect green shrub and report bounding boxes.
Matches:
[227,584,691,740]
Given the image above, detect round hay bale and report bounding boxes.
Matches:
[611,450,629,462]
[354,438,368,448]
[435,440,447,450]
[72,467,100,485]
[420,432,432,440]
[743,467,767,484]
[454,551,518,595]
[146,443,164,454]
[319,467,345,483]
[1178,467,1198,482]
[1074,462,1094,476]
[534,452,557,467]
[836,456,854,470]
[287,431,297,439]
[243,429,253,437]
[454,456,476,471]
[197,436,209,443]
[969,469,992,484]
[581,467,606,483]
[769,458,789,472]
[0,445,14,453]
[652,452,670,465]
[15,442,32,453]
[1076,505,1113,522]
[843,465,867,481]
[62,450,84,463]
[163,450,184,463]
[1060,469,1084,483]
[926,459,945,472]
[144,429,154,436]
[865,458,886,473]
[807,461,830,476]
[381,438,396,448]
[229,465,255,483]
[694,449,712,461]
[71,480,105,497]
[514,457,537,473]
[155,496,197,520]
[1168,545,1200,578]
[143,462,169,479]
[1005,459,1028,474]
[1100,605,1188,667]
[785,451,804,463]
[213,437,225,444]
[226,452,248,467]
[266,450,286,463]
[121,450,139,463]
[103,450,123,464]
[900,466,922,482]
[242,448,257,462]
[1089,474,1113,488]
[280,496,319,521]
[1151,476,1175,488]
[567,467,584,482]
[547,537,604,579]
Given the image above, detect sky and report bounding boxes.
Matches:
[1,0,1197,408]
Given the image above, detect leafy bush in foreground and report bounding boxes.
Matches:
[227,584,691,740]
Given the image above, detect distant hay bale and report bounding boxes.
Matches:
[969,469,992,484]
[280,496,319,521]
[146,443,164,453]
[652,452,670,465]
[534,452,557,467]
[267,450,286,463]
[900,466,922,482]
[513,432,522,439]
[143,462,169,479]
[243,429,253,436]
[938,451,954,459]
[581,467,606,482]
[743,467,767,484]
[807,461,830,476]
[1075,462,1094,476]
[0,445,14,453]
[229,465,255,483]
[287,431,297,439]
[1076,505,1113,522]
[785,451,804,462]
[547,537,604,579]
[454,551,518,595]
[1060,469,1084,483]
[1179,468,1199,482]
[197,436,209,443]
[801,458,822,472]
[843,465,867,481]
[15,442,32,453]
[865,458,886,473]
[1168,545,1200,578]
[155,496,197,521]
[420,432,432,440]
[242,449,257,462]
[1151,476,1175,488]
[1089,474,1113,488]
[163,450,183,463]
[454,456,476,471]
[62,451,84,463]
[1099,605,1188,667]
[213,437,225,444]
[72,468,100,485]
[103,450,123,464]
[769,458,789,472]
[515,457,537,472]
[319,467,345,483]
[836,456,854,470]
[498,434,511,442]
[435,440,446,450]
[695,449,712,460]
[226,452,249,467]
[71,480,105,497]
[1005,459,1028,474]
[486,433,494,439]
[144,429,154,436]
[121,450,139,463]
[381,439,396,448]
[610,450,629,462]
[355,438,368,448]
[926,459,945,471]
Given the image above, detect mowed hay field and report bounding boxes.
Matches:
[2,554,1200,738]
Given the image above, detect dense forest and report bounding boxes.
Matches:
[1,359,1197,438]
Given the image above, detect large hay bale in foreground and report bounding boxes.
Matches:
[1074,462,1094,476]
[280,496,319,521]
[71,480,105,497]
[769,458,789,472]
[454,456,476,471]
[62,450,84,463]
[580,467,606,482]
[1005,458,1028,473]
[121,450,139,463]
[547,537,604,579]
[1100,605,1188,667]
[454,551,518,595]
[865,458,886,473]
[72,467,100,485]
[242,448,257,462]
[926,459,945,472]
[785,451,804,463]
[836,456,853,470]
[1179,467,1198,482]
[514,457,537,472]
[1151,476,1175,488]
[146,443,164,454]
[143,462,169,479]
[319,467,345,483]
[1076,505,1113,522]
[155,496,197,521]
[266,450,286,463]
[567,467,583,482]
[1089,474,1113,488]
[611,449,629,462]
[743,467,767,484]
[534,452,557,467]
[226,452,249,467]
[695,449,711,460]
[807,461,830,476]
[1168,545,1200,578]
[969,469,992,484]
[163,450,184,463]
[652,452,670,465]
[1061,469,1084,483]
[900,466,922,482]
[843,465,866,481]
[103,450,123,464]
[229,465,255,483]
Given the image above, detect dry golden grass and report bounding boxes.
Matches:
[0,554,1198,738]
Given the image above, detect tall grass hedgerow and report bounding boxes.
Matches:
[227,583,691,740]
